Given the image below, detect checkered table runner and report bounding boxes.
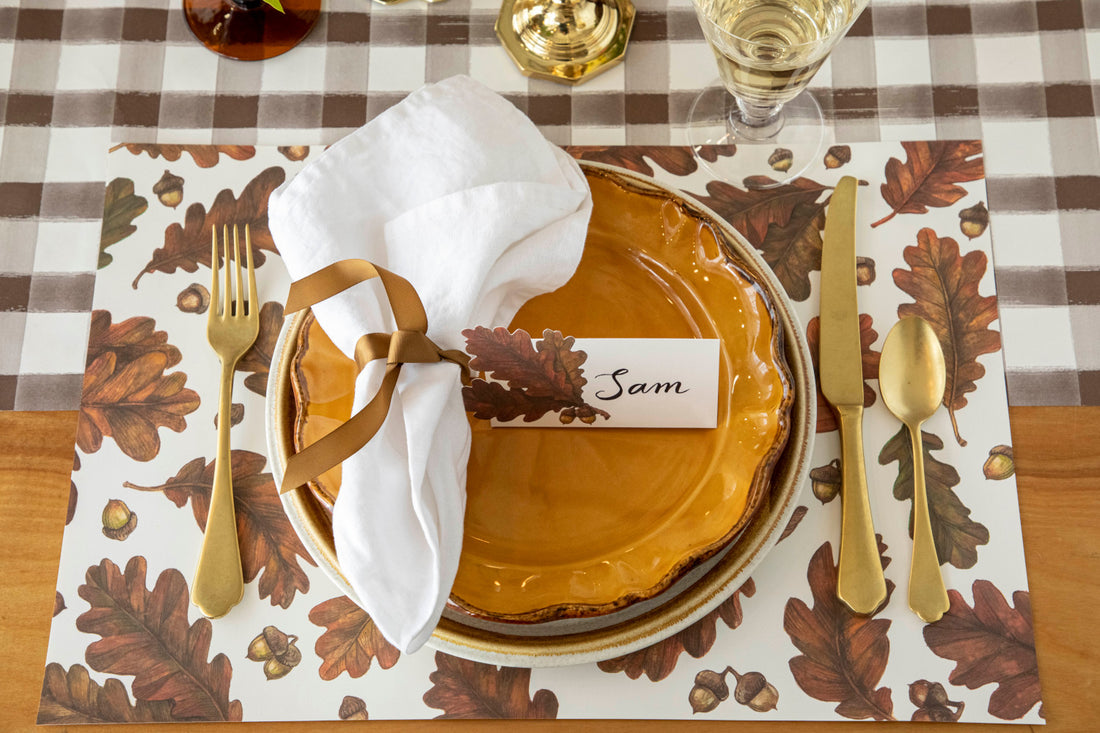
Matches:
[1,0,1098,409]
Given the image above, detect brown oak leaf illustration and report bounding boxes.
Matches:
[100,178,147,268]
[924,580,1040,720]
[133,166,285,288]
[805,314,881,433]
[695,176,829,250]
[872,141,984,227]
[38,663,177,724]
[423,652,558,719]
[784,540,896,721]
[879,427,989,569]
[111,143,256,168]
[778,505,809,542]
[462,327,609,423]
[566,145,702,177]
[86,310,182,369]
[308,595,400,680]
[894,228,1000,446]
[598,579,756,681]
[236,301,284,396]
[757,199,827,301]
[77,347,200,462]
[124,451,315,607]
[76,557,243,721]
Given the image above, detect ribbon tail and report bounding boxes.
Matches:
[280,364,402,494]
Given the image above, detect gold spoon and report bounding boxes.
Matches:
[878,316,950,623]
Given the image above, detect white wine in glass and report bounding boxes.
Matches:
[688,0,869,185]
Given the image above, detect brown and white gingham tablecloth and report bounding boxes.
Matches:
[1,0,1097,409]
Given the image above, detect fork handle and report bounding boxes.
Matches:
[191,359,244,618]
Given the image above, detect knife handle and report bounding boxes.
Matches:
[834,405,888,615]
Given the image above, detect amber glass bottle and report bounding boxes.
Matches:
[183,0,321,61]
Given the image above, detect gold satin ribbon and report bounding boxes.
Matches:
[279,260,470,495]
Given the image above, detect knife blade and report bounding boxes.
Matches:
[819,176,887,615]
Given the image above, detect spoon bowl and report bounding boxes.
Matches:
[879,316,950,623]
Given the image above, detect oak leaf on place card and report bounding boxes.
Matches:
[99,178,147,269]
[461,327,610,425]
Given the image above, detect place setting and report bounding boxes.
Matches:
[36,0,1044,726]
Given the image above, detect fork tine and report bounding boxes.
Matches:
[210,225,220,318]
[222,224,232,318]
[245,224,257,317]
[233,225,244,318]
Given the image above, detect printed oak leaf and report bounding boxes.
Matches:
[85,310,182,369]
[423,652,558,719]
[758,199,826,301]
[872,141,984,227]
[125,451,315,607]
[567,145,702,177]
[597,579,756,681]
[784,540,897,721]
[99,178,147,268]
[77,350,200,462]
[236,301,284,396]
[133,166,285,288]
[111,143,256,169]
[805,314,881,433]
[75,557,243,721]
[879,427,989,569]
[695,176,829,250]
[462,327,609,424]
[308,595,400,680]
[894,228,1000,446]
[778,505,809,542]
[924,580,1040,720]
[38,663,176,724]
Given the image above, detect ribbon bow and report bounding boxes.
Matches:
[279,259,470,495]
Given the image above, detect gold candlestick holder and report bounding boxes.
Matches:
[496,0,635,84]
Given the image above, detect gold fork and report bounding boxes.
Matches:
[191,224,259,618]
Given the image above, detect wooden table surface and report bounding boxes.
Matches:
[3,407,1097,733]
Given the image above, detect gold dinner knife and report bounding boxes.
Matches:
[819,176,887,615]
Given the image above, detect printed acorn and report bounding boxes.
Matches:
[101,499,137,540]
[959,201,989,239]
[247,626,302,680]
[810,459,841,503]
[768,148,794,172]
[176,283,210,314]
[824,145,851,169]
[152,170,184,208]
[278,145,309,161]
[856,256,876,286]
[983,444,1015,480]
[689,667,776,714]
[339,696,369,721]
[909,680,964,722]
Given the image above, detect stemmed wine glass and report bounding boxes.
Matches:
[687,0,870,186]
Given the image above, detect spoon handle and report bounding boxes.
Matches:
[908,423,950,622]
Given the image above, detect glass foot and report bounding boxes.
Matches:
[686,82,828,189]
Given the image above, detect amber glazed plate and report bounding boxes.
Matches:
[266,163,816,666]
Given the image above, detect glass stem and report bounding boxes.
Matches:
[731,98,784,140]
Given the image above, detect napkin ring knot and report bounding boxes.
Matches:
[279,259,470,495]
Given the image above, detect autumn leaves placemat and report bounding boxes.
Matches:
[39,142,1042,724]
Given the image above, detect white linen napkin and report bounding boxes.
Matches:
[267,75,592,652]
